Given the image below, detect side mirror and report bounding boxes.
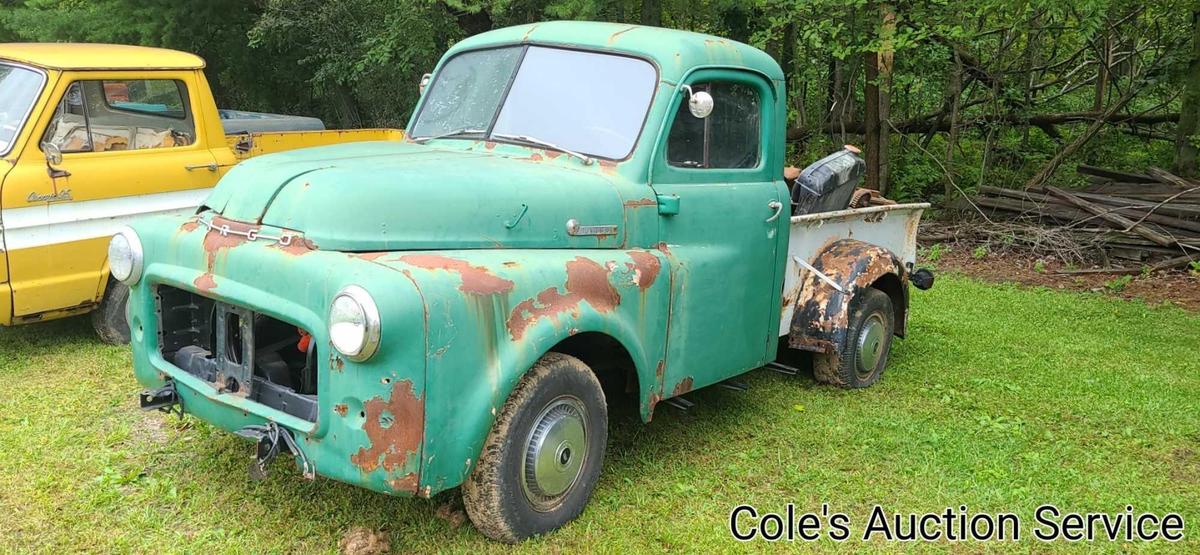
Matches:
[42,142,70,179]
[419,73,432,95]
[682,85,714,119]
[43,142,63,166]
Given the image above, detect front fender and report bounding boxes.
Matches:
[363,249,670,495]
[788,239,908,354]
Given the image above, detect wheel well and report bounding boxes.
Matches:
[869,272,908,337]
[550,332,640,411]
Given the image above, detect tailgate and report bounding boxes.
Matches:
[779,203,929,335]
[226,129,405,161]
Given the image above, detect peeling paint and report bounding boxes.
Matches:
[671,376,694,397]
[623,198,657,207]
[193,273,217,293]
[789,239,905,363]
[624,250,661,290]
[505,256,620,340]
[351,380,424,490]
[399,254,515,296]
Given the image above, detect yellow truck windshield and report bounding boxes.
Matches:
[0,63,44,156]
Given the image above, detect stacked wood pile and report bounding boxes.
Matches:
[971,165,1200,273]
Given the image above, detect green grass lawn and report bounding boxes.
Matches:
[1,275,1198,553]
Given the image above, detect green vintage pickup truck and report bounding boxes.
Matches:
[121,21,933,541]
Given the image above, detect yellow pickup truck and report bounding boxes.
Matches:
[0,43,402,342]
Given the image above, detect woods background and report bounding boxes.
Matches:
[2,0,1198,208]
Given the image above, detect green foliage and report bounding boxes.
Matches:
[972,245,989,259]
[1,0,1193,197]
[1105,275,1133,292]
[922,242,947,263]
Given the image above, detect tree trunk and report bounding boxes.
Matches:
[943,51,963,201]
[640,0,661,27]
[864,50,880,190]
[877,3,895,195]
[1176,10,1200,177]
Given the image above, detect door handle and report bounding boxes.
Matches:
[765,200,784,223]
[185,163,219,172]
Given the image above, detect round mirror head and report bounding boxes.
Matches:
[689,91,715,119]
[419,73,432,95]
[43,142,63,166]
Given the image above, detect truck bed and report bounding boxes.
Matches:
[779,203,929,335]
[225,129,406,161]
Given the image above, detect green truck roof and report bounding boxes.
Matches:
[448,21,784,83]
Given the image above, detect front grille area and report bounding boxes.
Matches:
[156,285,318,422]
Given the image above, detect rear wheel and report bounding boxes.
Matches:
[463,353,607,542]
[813,288,894,388]
[92,279,131,345]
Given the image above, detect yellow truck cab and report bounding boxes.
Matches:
[0,43,402,341]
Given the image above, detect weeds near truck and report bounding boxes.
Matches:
[0,276,1197,551]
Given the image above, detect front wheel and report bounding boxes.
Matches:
[463,352,607,542]
[813,288,894,388]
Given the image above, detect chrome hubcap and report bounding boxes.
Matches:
[521,396,587,512]
[857,313,886,378]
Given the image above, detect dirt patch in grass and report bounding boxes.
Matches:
[926,248,1200,311]
[338,526,389,555]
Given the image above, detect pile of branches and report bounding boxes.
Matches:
[965,165,1200,274]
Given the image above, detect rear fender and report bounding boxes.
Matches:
[788,239,909,355]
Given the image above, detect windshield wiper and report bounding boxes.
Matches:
[492,133,595,165]
[411,127,487,144]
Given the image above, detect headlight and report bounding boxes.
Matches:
[108,227,143,285]
[329,285,381,361]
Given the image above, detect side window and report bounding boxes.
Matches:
[666,82,761,169]
[43,79,195,154]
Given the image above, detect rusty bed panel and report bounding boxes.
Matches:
[779,203,928,335]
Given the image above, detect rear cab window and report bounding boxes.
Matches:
[43,79,196,154]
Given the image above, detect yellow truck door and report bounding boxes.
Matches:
[2,69,220,318]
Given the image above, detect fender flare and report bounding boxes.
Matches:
[788,239,909,354]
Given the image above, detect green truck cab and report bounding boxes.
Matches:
[122,22,932,541]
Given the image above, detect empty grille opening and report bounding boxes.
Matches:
[156,285,318,421]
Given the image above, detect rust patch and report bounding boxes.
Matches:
[506,257,620,340]
[334,403,348,417]
[484,141,497,150]
[179,219,200,233]
[655,359,665,383]
[270,235,316,256]
[543,150,562,159]
[356,252,389,262]
[399,254,514,295]
[672,377,694,397]
[201,216,255,270]
[655,241,672,255]
[351,380,424,479]
[194,273,217,293]
[388,472,419,493]
[789,239,902,355]
[528,153,544,162]
[608,25,637,43]
[623,198,657,207]
[625,250,661,290]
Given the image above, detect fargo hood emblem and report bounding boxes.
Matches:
[28,189,72,203]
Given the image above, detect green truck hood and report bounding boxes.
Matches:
[205,141,635,251]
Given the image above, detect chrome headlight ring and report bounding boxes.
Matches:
[328,285,381,362]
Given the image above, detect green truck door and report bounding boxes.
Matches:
[650,70,787,395]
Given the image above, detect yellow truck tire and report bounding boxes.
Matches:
[92,279,131,345]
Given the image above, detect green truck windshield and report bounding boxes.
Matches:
[0,64,43,156]
[410,45,657,160]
